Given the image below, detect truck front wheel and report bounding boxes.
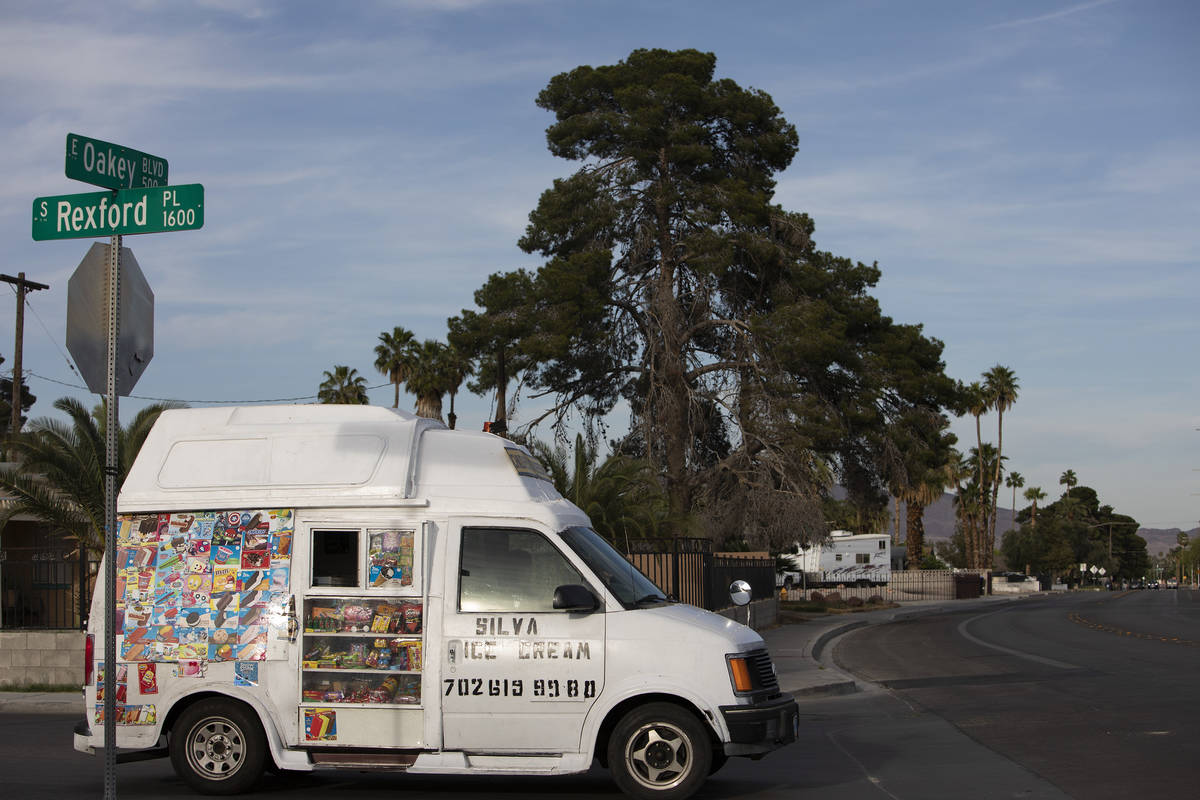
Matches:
[607,702,712,800]
[170,698,267,795]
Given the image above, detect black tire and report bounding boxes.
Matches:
[708,750,728,775]
[170,698,267,795]
[607,702,712,800]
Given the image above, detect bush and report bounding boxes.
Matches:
[845,596,864,608]
[823,591,843,607]
[810,591,824,603]
[867,595,884,605]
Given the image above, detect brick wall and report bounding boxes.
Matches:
[0,631,84,687]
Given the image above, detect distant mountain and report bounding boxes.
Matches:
[1138,528,1198,557]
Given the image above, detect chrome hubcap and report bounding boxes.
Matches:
[186,717,245,779]
[626,721,691,789]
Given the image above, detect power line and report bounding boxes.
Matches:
[9,284,85,384]
[14,369,391,406]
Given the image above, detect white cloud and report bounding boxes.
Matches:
[985,0,1121,31]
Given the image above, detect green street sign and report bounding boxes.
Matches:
[65,133,169,190]
[32,184,204,240]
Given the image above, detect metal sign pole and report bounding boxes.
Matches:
[103,231,121,800]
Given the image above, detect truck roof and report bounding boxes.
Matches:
[118,404,562,514]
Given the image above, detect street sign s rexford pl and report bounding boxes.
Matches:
[32,184,204,240]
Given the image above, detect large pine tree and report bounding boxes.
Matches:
[507,49,956,543]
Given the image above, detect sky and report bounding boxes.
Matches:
[1,0,1196,532]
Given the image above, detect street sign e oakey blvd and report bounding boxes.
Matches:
[31,184,204,240]
[65,133,168,190]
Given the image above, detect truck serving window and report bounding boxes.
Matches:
[559,526,666,610]
[458,528,584,612]
[312,529,358,587]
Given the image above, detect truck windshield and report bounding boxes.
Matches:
[559,526,668,609]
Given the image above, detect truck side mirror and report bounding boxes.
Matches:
[729,579,752,607]
[553,584,598,613]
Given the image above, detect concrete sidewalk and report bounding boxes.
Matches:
[0,689,82,715]
[0,595,1029,715]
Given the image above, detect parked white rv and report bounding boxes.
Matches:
[73,405,797,800]
[777,530,890,588]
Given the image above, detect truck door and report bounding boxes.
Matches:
[440,521,605,752]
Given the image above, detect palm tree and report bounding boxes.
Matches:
[404,340,452,421]
[529,435,671,542]
[1024,486,1046,527]
[964,381,988,510]
[983,365,1019,555]
[318,365,369,404]
[373,327,416,409]
[442,344,473,430]
[1059,469,1078,500]
[0,397,180,558]
[1006,471,1025,529]
[948,451,980,568]
[904,469,949,569]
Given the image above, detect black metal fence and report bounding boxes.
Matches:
[0,536,95,630]
[623,538,775,611]
[707,554,776,606]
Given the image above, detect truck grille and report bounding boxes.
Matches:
[746,649,779,694]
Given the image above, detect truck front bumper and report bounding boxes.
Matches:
[719,695,799,756]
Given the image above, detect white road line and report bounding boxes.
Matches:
[957,610,1080,670]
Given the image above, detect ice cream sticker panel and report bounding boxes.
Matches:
[114,509,294,663]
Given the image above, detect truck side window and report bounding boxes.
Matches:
[312,529,359,587]
[459,528,584,612]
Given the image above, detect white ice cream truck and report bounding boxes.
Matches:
[73,405,797,799]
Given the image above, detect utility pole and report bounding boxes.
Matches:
[1,272,50,438]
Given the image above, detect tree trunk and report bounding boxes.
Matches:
[973,414,985,569]
[906,500,926,568]
[493,348,508,436]
[988,410,1004,570]
[651,147,690,533]
[416,394,444,422]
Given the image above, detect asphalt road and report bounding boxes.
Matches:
[7,591,1194,799]
[0,701,1070,800]
[833,589,1200,799]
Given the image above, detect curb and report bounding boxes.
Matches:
[809,620,868,662]
[787,678,858,697]
[0,693,82,715]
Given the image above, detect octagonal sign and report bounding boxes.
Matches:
[66,242,154,396]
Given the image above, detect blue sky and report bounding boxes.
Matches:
[1,0,1196,531]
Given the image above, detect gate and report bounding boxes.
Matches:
[0,526,94,629]
[622,539,775,610]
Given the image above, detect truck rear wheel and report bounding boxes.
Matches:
[607,702,711,800]
[170,698,266,795]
